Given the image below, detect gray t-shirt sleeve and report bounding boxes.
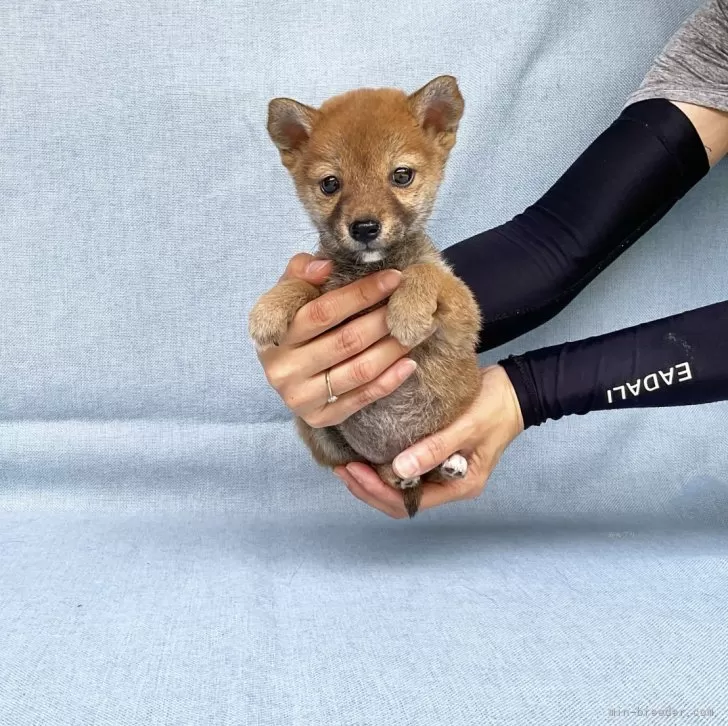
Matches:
[625,0,728,111]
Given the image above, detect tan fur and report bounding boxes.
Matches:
[249,76,481,517]
[248,279,320,349]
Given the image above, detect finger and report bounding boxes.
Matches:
[285,269,401,345]
[343,478,405,519]
[305,358,417,427]
[259,307,397,401]
[337,464,408,518]
[418,450,497,512]
[279,253,332,284]
[346,480,406,519]
[391,414,476,480]
[328,334,412,397]
[295,306,393,379]
[417,479,474,512]
[289,311,431,416]
[334,467,402,517]
[299,301,420,384]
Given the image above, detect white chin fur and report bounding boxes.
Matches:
[360,250,384,263]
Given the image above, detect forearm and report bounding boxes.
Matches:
[499,300,728,428]
[444,0,728,353]
[443,100,709,352]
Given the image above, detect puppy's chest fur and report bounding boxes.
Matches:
[319,252,472,464]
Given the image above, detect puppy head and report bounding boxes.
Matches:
[267,76,464,264]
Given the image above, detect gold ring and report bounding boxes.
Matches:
[325,369,338,404]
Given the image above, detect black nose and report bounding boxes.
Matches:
[349,219,381,244]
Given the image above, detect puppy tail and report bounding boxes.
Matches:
[403,487,423,519]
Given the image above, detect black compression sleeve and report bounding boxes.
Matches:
[499,300,728,428]
[442,99,710,353]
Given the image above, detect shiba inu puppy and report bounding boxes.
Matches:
[249,76,481,516]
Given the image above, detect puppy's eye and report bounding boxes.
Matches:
[391,167,415,187]
[320,176,340,195]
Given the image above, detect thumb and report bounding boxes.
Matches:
[279,253,332,284]
[392,416,473,480]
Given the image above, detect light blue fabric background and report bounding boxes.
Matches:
[2,1,727,724]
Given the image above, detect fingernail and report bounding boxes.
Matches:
[399,359,418,379]
[377,270,402,293]
[306,260,330,275]
[393,453,418,479]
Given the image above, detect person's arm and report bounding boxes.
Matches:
[339,0,728,517]
[442,99,710,352]
[500,300,728,428]
[444,0,728,353]
[497,0,728,427]
[340,293,728,519]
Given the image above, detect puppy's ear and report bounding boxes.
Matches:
[267,98,319,168]
[408,75,464,151]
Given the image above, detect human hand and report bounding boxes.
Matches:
[335,364,524,518]
[254,253,419,428]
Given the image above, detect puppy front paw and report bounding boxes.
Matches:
[248,299,293,349]
[386,268,439,348]
[387,295,437,348]
[387,306,435,348]
[248,280,319,350]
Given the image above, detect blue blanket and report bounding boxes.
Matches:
[2,1,727,723]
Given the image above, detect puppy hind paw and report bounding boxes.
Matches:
[437,453,468,480]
